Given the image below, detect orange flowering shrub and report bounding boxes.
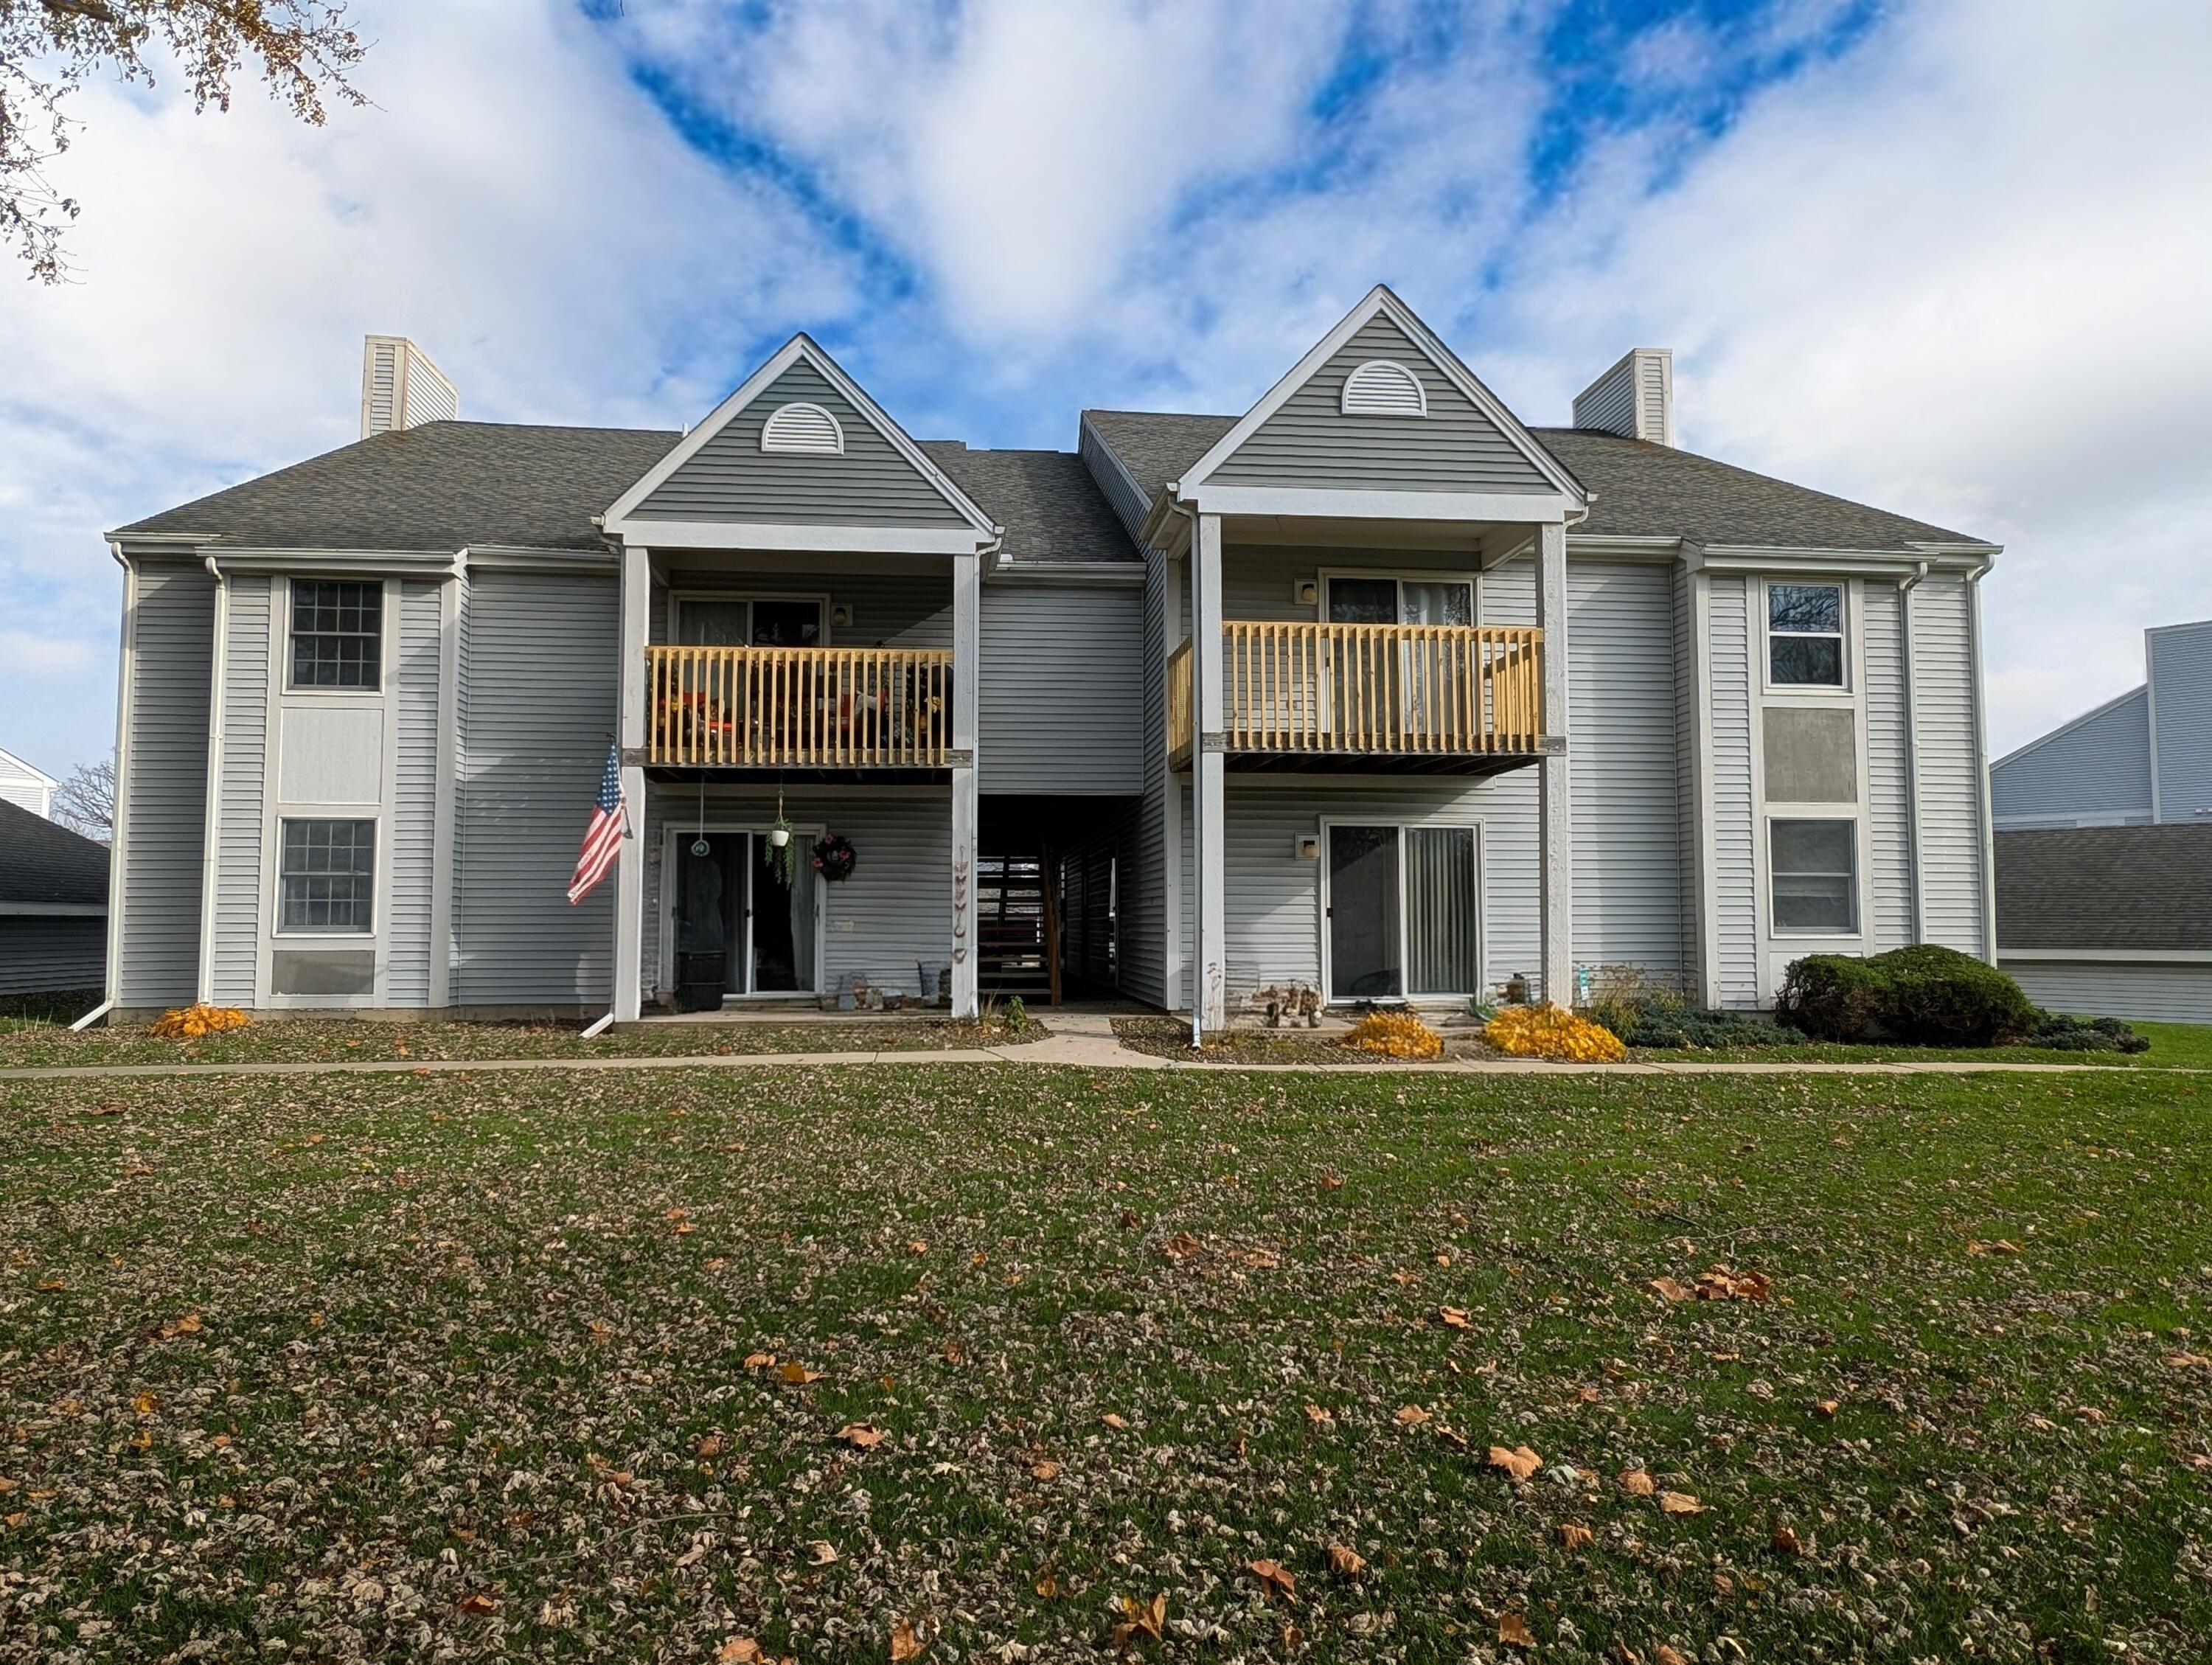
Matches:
[148,1004,251,1040]
[1484,1003,1625,1063]
[1338,1010,1444,1060]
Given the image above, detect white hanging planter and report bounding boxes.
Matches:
[768,827,790,849]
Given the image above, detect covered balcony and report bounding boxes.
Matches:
[1168,621,1545,774]
[643,644,953,772]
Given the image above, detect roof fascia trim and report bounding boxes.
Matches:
[1996,946,2212,964]
[204,547,464,578]
[1989,682,2149,773]
[611,521,989,555]
[602,333,1001,540]
[1688,543,1995,577]
[461,546,619,573]
[987,561,1146,587]
[0,900,108,917]
[0,748,60,789]
[1192,484,1576,523]
[1174,285,1587,504]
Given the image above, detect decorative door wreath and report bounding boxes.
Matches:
[811,832,857,882]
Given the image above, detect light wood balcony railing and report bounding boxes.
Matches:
[645,644,953,768]
[1167,622,1544,766]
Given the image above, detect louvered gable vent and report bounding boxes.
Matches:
[1340,359,1427,417]
[760,401,845,455]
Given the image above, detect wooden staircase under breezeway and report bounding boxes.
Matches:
[977,851,1061,1004]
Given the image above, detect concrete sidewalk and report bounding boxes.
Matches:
[0,1009,2147,1082]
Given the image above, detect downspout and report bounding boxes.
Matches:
[1898,561,1928,945]
[1169,493,1203,1051]
[1965,563,1999,963]
[195,553,230,1005]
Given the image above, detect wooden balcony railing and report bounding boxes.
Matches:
[1168,622,1543,764]
[645,644,953,768]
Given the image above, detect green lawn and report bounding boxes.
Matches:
[0,1012,1046,1069]
[2,1065,2208,1662]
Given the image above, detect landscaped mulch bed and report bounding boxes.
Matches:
[1111,1013,1500,1063]
[2,1063,2208,1661]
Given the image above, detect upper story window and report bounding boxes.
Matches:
[1767,582,1845,686]
[1327,575,1472,625]
[760,402,846,455]
[290,580,381,689]
[1340,361,1427,417]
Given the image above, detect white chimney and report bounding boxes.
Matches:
[359,336,459,438]
[1572,347,1673,446]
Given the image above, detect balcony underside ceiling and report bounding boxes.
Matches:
[1171,749,1542,779]
[638,765,953,789]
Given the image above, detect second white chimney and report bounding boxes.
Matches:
[1572,347,1673,446]
[360,336,459,438]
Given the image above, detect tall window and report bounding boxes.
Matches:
[1769,819,1857,933]
[279,818,376,934]
[1767,583,1844,686]
[291,580,382,689]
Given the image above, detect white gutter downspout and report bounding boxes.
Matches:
[1169,493,1203,1051]
[1898,561,1928,945]
[195,553,230,1004]
[1965,562,2000,963]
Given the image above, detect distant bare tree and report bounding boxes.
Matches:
[51,757,114,841]
[1,0,369,282]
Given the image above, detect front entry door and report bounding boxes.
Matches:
[1327,824,1403,1000]
[675,832,819,995]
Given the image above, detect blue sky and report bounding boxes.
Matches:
[3,0,2208,784]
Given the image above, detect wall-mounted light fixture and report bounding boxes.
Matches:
[1293,580,1319,608]
[1293,834,1321,861]
[830,603,853,628]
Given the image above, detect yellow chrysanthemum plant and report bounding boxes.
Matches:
[1483,1003,1626,1063]
[1337,1010,1445,1060]
[147,1004,252,1040]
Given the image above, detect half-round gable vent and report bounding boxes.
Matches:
[760,401,846,455]
[1340,360,1427,417]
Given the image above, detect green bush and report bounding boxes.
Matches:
[1775,946,2037,1047]
[1774,954,1889,1042]
[2029,1010,2150,1054]
[1621,1006,1782,1050]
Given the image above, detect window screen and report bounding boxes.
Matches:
[1769,818,1857,933]
[291,580,382,689]
[280,818,376,934]
[1768,583,1843,686]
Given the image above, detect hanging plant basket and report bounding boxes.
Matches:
[811,832,857,883]
[764,815,798,887]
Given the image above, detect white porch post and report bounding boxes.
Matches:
[950,549,981,1020]
[1193,512,1228,1035]
[1536,519,1573,1007]
[613,543,648,1023]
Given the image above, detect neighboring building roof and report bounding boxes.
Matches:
[0,799,110,910]
[1080,410,1983,552]
[920,445,1137,566]
[115,423,1137,566]
[1995,824,2212,953]
[0,747,58,790]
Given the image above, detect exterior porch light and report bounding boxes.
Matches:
[1294,835,1321,861]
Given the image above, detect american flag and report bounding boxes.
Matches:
[568,745,626,905]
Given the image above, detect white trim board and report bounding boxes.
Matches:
[1999,948,2212,964]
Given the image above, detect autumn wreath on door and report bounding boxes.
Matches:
[810,832,858,882]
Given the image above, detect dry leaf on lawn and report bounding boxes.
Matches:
[1660,1490,1703,1514]
[695,1433,724,1458]
[1649,1276,1692,1301]
[456,1593,500,1615]
[1619,1467,1656,1496]
[1694,1265,1773,1301]
[1559,1521,1595,1551]
[835,1422,886,1449]
[1304,1403,1335,1428]
[716,1641,761,1664]
[1498,1610,1536,1649]
[1161,1231,1203,1262]
[1101,1412,1127,1430]
[1487,1443,1542,1481]
[1248,1558,1298,1605]
[1394,1404,1432,1428]
[1439,1307,1473,1329]
[1772,1522,1805,1555]
[806,1540,838,1566]
[1655,1647,1690,1665]
[1812,1399,1839,1419]
[1327,1542,1367,1576]
[1030,1459,1060,1481]
[889,1618,926,1661]
[776,1362,824,1385]
[742,1352,775,1370]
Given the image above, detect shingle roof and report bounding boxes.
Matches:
[920,445,1138,564]
[116,423,683,552]
[1079,410,1983,553]
[0,799,111,910]
[1995,825,2212,953]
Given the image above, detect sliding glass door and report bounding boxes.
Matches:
[674,832,820,995]
[1325,822,1480,1001]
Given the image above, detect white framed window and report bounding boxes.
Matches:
[760,402,845,455]
[1340,360,1427,417]
[1320,820,1482,1001]
[1324,573,1474,626]
[1766,581,1846,688]
[289,579,382,689]
[1767,818,1857,934]
[669,593,829,647]
[278,818,377,934]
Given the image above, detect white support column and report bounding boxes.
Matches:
[1193,513,1228,1035]
[950,550,982,1019]
[613,543,649,1023]
[1161,554,1184,1010]
[1536,519,1573,1007]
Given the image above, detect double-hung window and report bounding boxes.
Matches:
[291,580,382,689]
[1768,819,1857,934]
[279,818,376,934]
[1767,583,1844,686]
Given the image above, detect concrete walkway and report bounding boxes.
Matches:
[0,1008,2154,1082]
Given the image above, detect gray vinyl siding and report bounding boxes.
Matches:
[1990,687,2152,829]
[1567,561,1682,970]
[116,560,215,1007]
[1706,575,1761,1007]
[1079,417,1153,540]
[1910,574,1987,955]
[979,583,1143,793]
[1672,568,1700,978]
[386,582,442,1007]
[634,359,970,527]
[1477,559,1545,995]
[1224,543,1486,622]
[648,571,951,648]
[1211,315,1555,495]
[2149,621,2212,822]
[1122,555,1171,1009]
[1862,581,1916,951]
[639,786,949,1004]
[209,575,271,1005]
[2000,958,2212,1025]
[0,917,106,995]
[453,569,618,1006]
[1573,362,1637,439]
[1221,777,1537,1007]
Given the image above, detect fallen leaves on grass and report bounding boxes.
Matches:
[1248,1558,1298,1605]
[1488,1443,1543,1481]
[1619,1467,1656,1496]
[834,1422,885,1449]
[1327,1543,1367,1577]
[1498,1610,1537,1648]
[1660,1491,1704,1515]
